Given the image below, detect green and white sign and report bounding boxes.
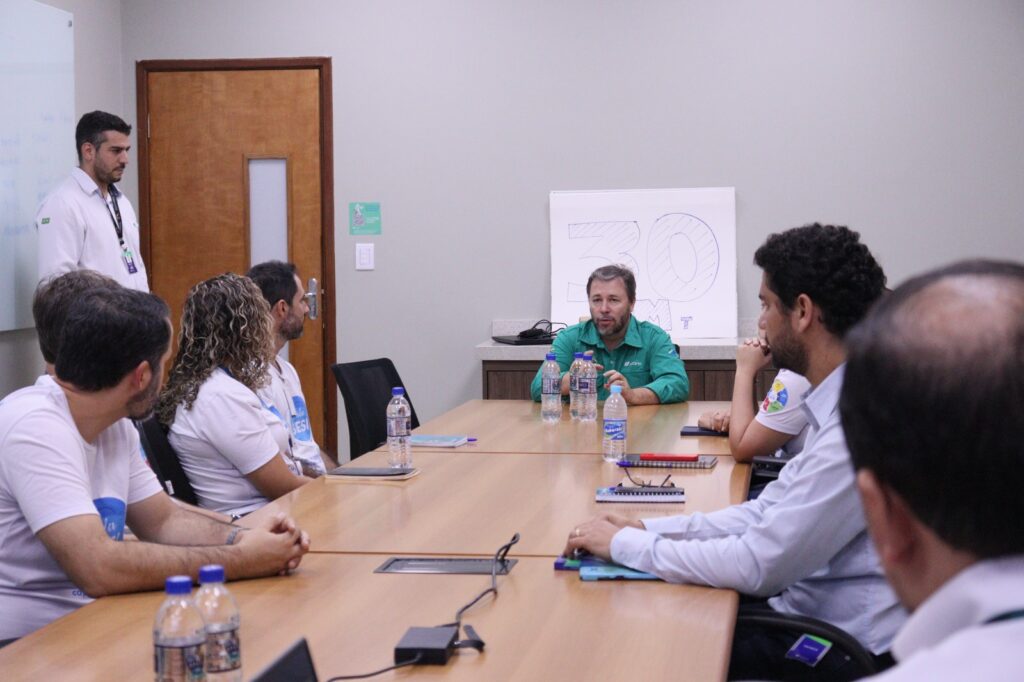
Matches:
[349,202,381,235]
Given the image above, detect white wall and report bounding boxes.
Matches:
[6,2,1023,439]
[0,0,124,397]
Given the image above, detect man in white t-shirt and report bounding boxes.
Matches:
[841,260,1024,682]
[247,260,335,475]
[0,286,309,641]
[35,111,149,291]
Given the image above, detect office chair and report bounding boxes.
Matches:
[735,609,882,679]
[134,416,199,505]
[330,358,420,459]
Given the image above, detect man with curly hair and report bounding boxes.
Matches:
[0,286,309,642]
[565,224,904,680]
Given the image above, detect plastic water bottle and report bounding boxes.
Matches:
[386,386,413,468]
[540,353,562,423]
[194,565,241,681]
[154,575,206,682]
[578,355,598,422]
[602,385,628,462]
[568,352,584,420]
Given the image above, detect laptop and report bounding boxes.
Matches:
[491,333,558,345]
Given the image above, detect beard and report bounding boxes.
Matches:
[596,312,629,340]
[768,328,809,376]
[280,312,305,342]
[126,374,161,420]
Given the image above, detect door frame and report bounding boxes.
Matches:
[135,57,338,457]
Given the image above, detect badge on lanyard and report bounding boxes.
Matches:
[122,245,139,274]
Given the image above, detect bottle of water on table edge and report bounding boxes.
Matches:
[540,352,562,423]
[387,386,413,468]
[578,354,598,422]
[194,565,241,681]
[568,352,584,420]
[154,575,206,682]
[602,384,627,462]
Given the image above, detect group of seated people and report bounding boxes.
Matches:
[1,223,1021,681]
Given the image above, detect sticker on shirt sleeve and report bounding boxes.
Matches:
[290,396,313,442]
[762,378,790,413]
[93,497,126,540]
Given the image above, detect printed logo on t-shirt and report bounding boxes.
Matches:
[291,396,313,442]
[93,497,126,540]
[762,379,790,414]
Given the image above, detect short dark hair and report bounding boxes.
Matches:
[586,264,637,303]
[246,260,298,308]
[75,111,132,163]
[55,287,171,391]
[33,270,120,364]
[841,259,1024,558]
[754,223,886,338]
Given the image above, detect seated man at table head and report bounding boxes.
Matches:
[529,264,689,405]
[247,260,336,476]
[0,286,309,641]
[32,269,120,375]
[565,223,902,680]
[840,259,1024,681]
[158,273,314,517]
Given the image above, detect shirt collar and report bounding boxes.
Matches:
[580,316,642,350]
[893,555,1024,662]
[798,363,845,432]
[71,166,119,198]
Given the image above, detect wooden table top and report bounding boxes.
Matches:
[385,399,733,456]
[0,553,737,681]
[256,449,749,557]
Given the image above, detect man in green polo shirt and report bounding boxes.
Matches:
[530,264,689,405]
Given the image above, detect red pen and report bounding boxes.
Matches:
[637,453,699,462]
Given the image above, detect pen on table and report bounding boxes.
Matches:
[467,437,477,442]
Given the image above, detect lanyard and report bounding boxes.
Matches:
[984,608,1024,626]
[103,186,126,247]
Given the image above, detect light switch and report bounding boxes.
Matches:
[355,243,374,270]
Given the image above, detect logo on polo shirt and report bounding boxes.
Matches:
[762,379,790,414]
[623,361,642,367]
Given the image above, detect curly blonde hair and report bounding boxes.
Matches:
[157,273,274,426]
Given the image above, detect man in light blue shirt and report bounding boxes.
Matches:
[565,223,902,680]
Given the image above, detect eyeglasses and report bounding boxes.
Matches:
[621,468,676,489]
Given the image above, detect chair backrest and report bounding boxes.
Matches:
[330,358,420,459]
[135,416,199,505]
[251,638,318,682]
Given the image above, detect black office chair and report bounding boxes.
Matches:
[330,358,420,459]
[735,609,883,680]
[135,416,199,505]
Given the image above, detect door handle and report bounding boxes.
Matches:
[305,277,319,320]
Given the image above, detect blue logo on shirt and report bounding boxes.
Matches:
[291,396,312,442]
[93,497,126,540]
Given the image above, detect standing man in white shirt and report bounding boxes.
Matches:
[841,259,1024,681]
[35,111,149,291]
[247,260,335,476]
[565,223,902,680]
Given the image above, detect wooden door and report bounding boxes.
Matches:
[137,59,336,456]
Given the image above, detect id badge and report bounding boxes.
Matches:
[785,633,833,667]
[122,246,139,274]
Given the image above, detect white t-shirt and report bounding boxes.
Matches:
[168,369,298,516]
[257,358,325,477]
[35,168,150,291]
[754,369,812,457]
[0,380,162,639]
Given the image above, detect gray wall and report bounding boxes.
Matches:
[6,2,1024,451]
[0,0,124,397]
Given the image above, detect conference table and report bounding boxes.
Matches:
[0,399,747,681]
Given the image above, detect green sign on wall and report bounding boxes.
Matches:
[349,202,381,235]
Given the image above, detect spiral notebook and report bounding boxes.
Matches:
[595,485,685,503]
[618,454,718,470]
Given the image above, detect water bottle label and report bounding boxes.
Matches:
[603,419,627,441]
[569,375,578,392]
[542,377,560,394]
[387,416,410,437]
[154,643,205,681]
[206,627,241,673]
[577,377,595,394]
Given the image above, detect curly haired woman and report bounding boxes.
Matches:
[157,273,313,516]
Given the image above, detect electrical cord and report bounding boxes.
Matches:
[324,654,423,681]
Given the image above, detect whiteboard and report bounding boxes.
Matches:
[0,0,75,331]
[550,188,737,341]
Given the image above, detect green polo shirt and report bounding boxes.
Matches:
[530,317,689,403]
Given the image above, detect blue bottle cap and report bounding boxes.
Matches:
[165,575,192,595]
[610,385,623,394]
[199,564,225,584]
[545,353,556,360]
[392,387,405,396]
[573,352,584,359]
